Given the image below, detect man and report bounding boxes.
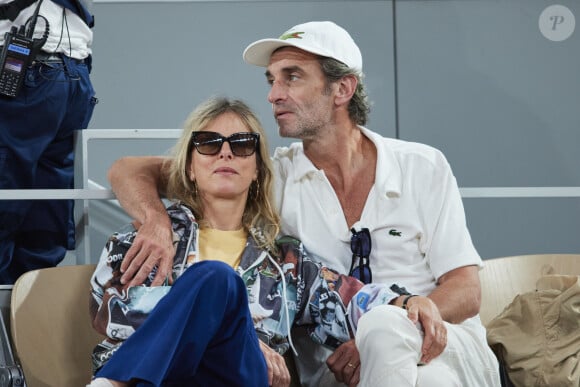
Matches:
[108,21,500,387]
[0,0,97,283]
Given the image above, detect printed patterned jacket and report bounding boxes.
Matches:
[89,202,302,373]
[89,202,384,373]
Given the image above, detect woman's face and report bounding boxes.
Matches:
[189,112,259,202]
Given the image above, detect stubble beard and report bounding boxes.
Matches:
[277,113,320,140]
[278,122,318,140]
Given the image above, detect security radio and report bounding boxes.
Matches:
[0,27,35,97]
[0,0,49,98]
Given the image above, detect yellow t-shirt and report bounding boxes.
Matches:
[192,227,247,268]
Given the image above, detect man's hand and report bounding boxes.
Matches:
[326,340,360,387]
[120,217,175,286]
[108,156,175,286]
[404,296,447,364]
[259,340,291,387]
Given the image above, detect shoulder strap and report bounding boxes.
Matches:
[0,0,37,21]
[50,0,94,27]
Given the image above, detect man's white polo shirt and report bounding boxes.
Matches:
[272,126,482,296]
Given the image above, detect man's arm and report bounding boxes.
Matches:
[107,156,175,286]
[393,264,481,363]
[430,265,481,323]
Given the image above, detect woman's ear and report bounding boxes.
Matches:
[253,164,260,183]
[187,158,195,181]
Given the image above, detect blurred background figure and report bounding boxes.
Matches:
[0,0,97,283]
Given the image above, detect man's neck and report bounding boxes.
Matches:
[303,123,368,184]
[303,123,377,228]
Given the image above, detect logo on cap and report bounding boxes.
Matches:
[279,31,304,40]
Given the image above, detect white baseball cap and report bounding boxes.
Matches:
[243,21,363,72]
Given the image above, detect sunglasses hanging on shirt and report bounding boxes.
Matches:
[349,227,372,284]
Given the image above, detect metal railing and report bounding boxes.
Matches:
[0,129,180,265]
[1,128,580,265]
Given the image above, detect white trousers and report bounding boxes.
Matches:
[355,306,501,387]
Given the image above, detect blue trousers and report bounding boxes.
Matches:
[97,261,269,386]
[0,54,97,284]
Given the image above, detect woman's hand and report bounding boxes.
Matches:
[259,340,291,387]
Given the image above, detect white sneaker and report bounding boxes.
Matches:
[86,377,115,387]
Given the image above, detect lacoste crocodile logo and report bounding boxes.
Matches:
[389,229,402,237]
[280,31,304,40]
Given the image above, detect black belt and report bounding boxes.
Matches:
[0,47,85,64]
[34,51,85,64]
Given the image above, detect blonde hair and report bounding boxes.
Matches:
[166,97,280,251]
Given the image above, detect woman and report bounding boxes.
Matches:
[88,97,296,387]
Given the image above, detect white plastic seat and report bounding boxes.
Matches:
[479,254,580,326]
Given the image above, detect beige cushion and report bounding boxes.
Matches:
[479,254,580,326]
[10,265,104,387]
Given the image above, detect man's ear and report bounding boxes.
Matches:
[335,74,357,107]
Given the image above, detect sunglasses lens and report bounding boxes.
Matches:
[229,133,259,156]
[350,228,372,284]
[191,132,259,156]
[192,132,223,155]
[350,264,372,284]
[350,230,371,257]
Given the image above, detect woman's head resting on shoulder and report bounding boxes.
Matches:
[166,97,280,250]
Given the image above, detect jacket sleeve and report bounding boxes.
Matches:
[89,224,137,339]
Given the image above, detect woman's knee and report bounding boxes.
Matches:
[179,260,237,282]
[174,261,244,298]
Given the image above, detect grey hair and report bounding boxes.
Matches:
[319,57,371,126]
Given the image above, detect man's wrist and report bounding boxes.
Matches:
[402,294,418,310]
[389,284,415,308]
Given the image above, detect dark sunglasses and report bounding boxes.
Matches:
[190,131,260,157]
[349,227,372,284]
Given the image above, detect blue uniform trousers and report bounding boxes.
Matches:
[0,54,96,284]
[96,261,269,386]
